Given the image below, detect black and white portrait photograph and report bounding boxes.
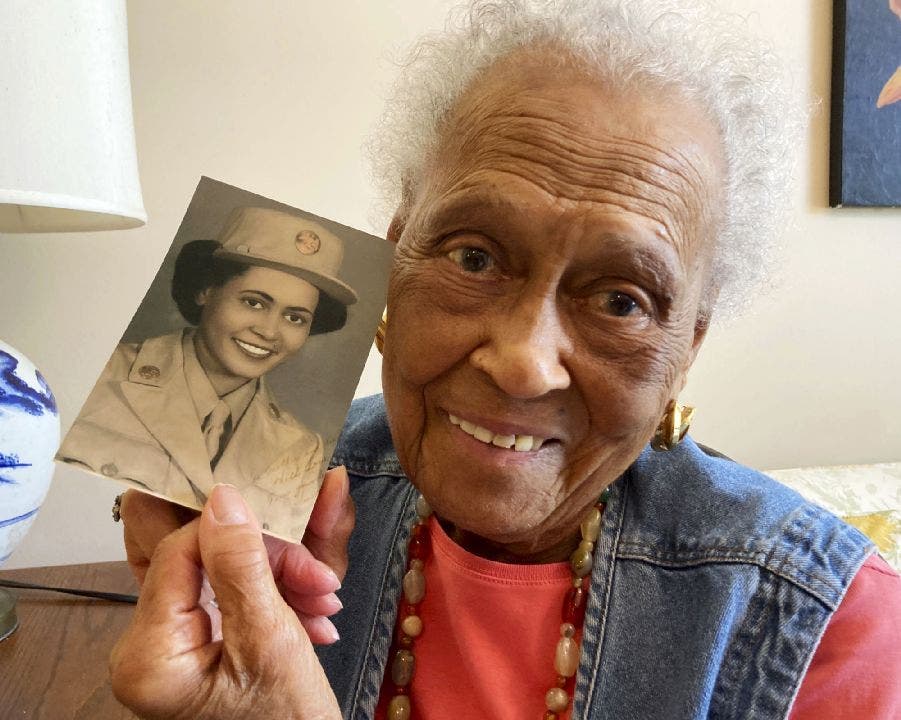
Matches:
[55,177,393,540]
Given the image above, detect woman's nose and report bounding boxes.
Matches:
[469,296,571,399]
[252,311,281,340]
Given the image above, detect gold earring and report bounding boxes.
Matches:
[651,400,695,452]
[374,309,387,355]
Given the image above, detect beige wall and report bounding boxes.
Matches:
[2,1,899,569]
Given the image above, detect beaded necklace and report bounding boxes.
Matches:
[385,488,610,720]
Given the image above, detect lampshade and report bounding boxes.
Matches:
[0,0,147,233]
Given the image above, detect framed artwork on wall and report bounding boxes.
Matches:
[830,0,901,207]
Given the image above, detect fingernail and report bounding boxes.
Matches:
[323,564,342,591]
[324,618,340,643]
[209,484,248,525]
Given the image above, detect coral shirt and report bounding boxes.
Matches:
[375,517,901,719]
[787,552,901,719]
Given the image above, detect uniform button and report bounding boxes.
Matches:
[269,403,281,419]
[262,522,270,530]
[101,463,119,477]
[138,365,160,380]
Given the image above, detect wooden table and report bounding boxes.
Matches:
[0,562,139,719]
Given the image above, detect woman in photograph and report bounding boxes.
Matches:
[57,207,358,538]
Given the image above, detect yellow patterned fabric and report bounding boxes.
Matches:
[841,511,900,560]
[766,463,900,571]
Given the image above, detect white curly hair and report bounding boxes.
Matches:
[368,0,799,318]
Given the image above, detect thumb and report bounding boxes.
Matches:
[199,484,294,659]
[197,485,343,718]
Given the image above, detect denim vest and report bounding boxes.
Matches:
[317,395,874,720]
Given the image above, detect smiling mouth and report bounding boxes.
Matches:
[233,338,275,359]
[448,414,547,452]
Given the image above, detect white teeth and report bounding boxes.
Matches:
[235,339,273,357]
[448,413,545,452]
[473,425,494,443]
[514,435,534,452]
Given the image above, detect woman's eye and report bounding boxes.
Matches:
[447,247,495,273]
[598,291,645,318]
[242,298,264,310]
[285,313,308,325]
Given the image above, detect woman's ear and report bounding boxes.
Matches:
[386,213,405,245]
[195,288,210,307]
[690,311,711,363]
[677,309,713,392]
[387,176,416,244]
[687,281,718,366]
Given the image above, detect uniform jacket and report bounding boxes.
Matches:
[57,330,323,539]
[318,395,874,720]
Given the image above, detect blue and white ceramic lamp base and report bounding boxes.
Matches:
[0,340,60,641]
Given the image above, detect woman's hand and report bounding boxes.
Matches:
[119,466,355,644]
[110,484,341,720]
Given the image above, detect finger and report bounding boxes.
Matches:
[111,518,218,715]
[305,466,349,539]
[120,490,188,586]
[282,589,342,617]
[197,484,341,717]
[264,534,341,597]
[296,613,340,646]
[132,517,206,625]
[199,572,223,642]
[198,484,300,667]
[302,466,355,581]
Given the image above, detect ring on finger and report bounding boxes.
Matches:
[112,494,124,522]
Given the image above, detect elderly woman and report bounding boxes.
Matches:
[109,1,900,719]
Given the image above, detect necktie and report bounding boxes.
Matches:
[202,400,232,469]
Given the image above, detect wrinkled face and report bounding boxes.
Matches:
[194,266,320,392]
[382,56,725,559]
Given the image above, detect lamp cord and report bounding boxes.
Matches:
[0,578,137,604]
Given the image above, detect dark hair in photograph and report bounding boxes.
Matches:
[171,240,248,325]
[171,240,347,334]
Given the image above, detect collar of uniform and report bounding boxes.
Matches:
[222,377,257,428]
[127,330,186,386]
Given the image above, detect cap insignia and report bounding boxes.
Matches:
[295,230,321,255]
